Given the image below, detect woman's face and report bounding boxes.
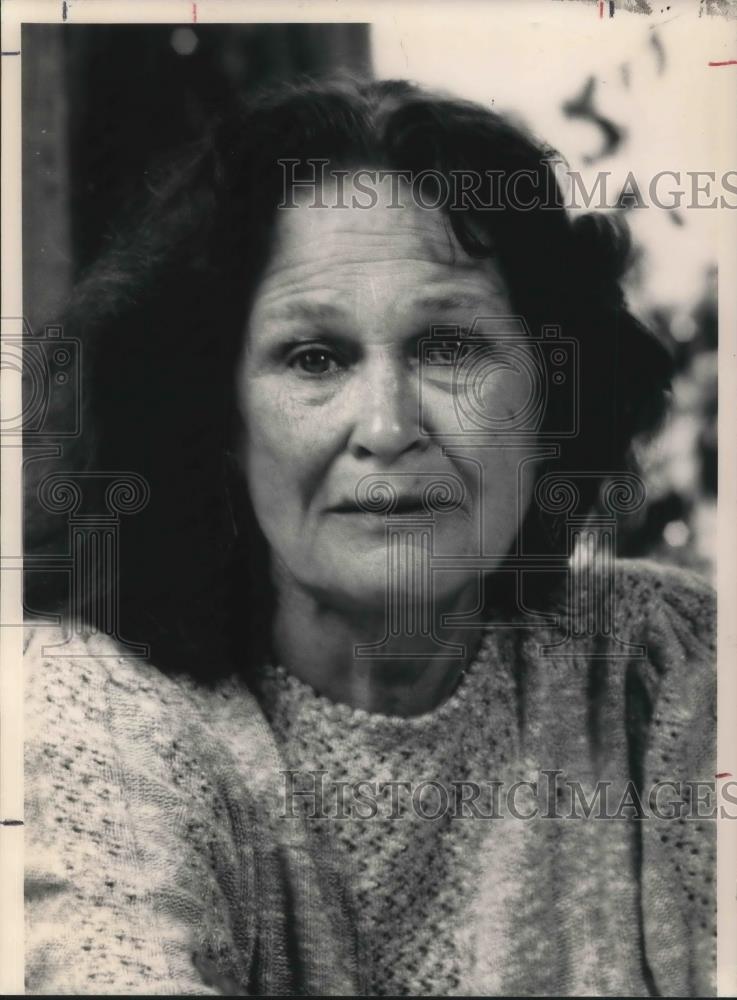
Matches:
[237,176,539,611]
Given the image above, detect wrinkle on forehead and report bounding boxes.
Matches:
[263,212,469,274]
[257,213,501,292]
[264,172,485,271]
[249,175,510,325]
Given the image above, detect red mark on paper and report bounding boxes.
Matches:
[599,1,604,16]
[192,2,197,23]
[708,60,737,67]
[715,772,732,779]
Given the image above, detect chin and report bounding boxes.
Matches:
[310,540,474,617]
[312,551,390,610]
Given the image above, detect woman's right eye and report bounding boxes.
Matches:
[287,346,343,377]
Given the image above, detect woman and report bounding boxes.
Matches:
[24,77,716,996]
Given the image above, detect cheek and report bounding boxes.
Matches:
[239,376,337,519]
[468,366,537,433]
[421,363,536,438]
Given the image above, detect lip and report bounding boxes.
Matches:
[326,497,428,515]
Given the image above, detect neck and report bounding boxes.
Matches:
[269,572,484,717]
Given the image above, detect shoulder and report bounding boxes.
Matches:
[23,625,205,808]
[555,559,716,761]
[23,625,264,993]
[610,564,718,995]
[23,622,277,792]
[610,561,716,779]
[24,623,225,718]
[612,558,715,636]
[24,626,188,749]
[557,557,715,674]
[615,559,716,672]
[22,623,262,791]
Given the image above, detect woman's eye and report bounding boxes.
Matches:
[288,347,342,377]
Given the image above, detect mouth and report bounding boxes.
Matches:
[327,496,428,516]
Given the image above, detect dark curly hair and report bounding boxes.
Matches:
[24,75,672,679]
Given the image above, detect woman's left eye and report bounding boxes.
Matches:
[287,346,343,377]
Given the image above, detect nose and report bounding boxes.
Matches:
[347,353,424,463]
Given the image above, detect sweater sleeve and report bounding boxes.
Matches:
[24,627,253,995]
[624,563,717,997]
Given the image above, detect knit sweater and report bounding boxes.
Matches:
[24,559,716,996]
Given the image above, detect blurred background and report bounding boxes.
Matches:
[23,2,725,580]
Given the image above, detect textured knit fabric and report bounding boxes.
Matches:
[24,559,716,996]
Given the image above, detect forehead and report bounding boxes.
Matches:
[251,175,511,319]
